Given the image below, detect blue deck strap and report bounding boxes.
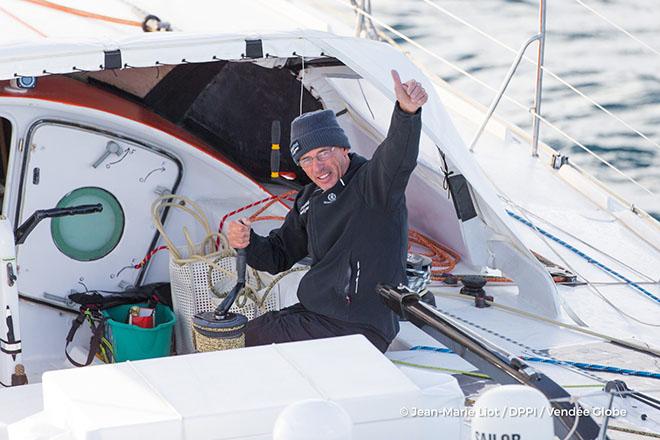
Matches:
[506,210,660,304]
[410,346,660,380]
[522,357,660,380]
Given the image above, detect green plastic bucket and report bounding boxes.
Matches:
[102,303,176,362]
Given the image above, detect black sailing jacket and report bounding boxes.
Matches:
[246,103,421,342]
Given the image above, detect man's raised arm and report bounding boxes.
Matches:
[358,70,428,209]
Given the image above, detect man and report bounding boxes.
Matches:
[227,70,427,352]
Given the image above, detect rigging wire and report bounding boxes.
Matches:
[573,0,660,58]
[427,301,611,384]
[339,0,655,196]
[509,204,657,282]
[427,288,659,357]
[419,0,660,154]
[357,79,376,119]
[500,197,660,327]
[507,210,660,305]
[428,288,660,357]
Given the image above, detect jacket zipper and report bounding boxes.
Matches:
[307,198,320,260]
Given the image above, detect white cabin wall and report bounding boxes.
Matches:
[0,97,283,292]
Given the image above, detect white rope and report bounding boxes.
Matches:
[560,401,580,440]
[573,0,660,58]
[419,0,660,153]
[338,0,655,196]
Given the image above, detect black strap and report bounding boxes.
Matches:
[64,311,106,368]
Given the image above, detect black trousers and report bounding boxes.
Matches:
[244,303,390,353]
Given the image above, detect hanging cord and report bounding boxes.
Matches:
[253,266,309,310]
[151,194,246,293]
[83,309,114,364]
[299,56,305,116]
[437,149,454,196]
[561,401,580,440]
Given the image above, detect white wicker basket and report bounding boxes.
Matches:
[169,255,280,354]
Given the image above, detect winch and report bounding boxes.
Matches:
[405,253,432,293]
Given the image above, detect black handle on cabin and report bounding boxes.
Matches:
[15,204,104,245]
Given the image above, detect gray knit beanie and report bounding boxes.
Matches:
[289,109,351,165]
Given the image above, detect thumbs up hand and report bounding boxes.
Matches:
[391,69,428,114]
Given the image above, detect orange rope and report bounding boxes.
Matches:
[24,0,143,27]
[408,229,461,279]
[0,4,48,37]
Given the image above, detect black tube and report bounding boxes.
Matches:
[377,284,604,440]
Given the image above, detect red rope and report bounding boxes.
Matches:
[217,190,297,233]
[134,192,470,283]
[134,245,168,269]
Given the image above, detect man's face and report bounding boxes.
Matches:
[299,147,350,191]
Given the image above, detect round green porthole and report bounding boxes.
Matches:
[51,187,124,261]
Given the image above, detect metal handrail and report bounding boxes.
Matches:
[469,34,541,152]
[339,0,655,196]
[468,0,546,157]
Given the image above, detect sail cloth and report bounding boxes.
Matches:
[0,30,558,316]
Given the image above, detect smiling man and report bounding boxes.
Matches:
[227,70,427,352]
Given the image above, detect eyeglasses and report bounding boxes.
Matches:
[299,147,335,168]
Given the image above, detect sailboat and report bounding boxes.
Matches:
[0,0,657,438]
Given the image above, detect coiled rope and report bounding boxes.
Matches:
[407,229,461,277]
[151,194,259,306]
